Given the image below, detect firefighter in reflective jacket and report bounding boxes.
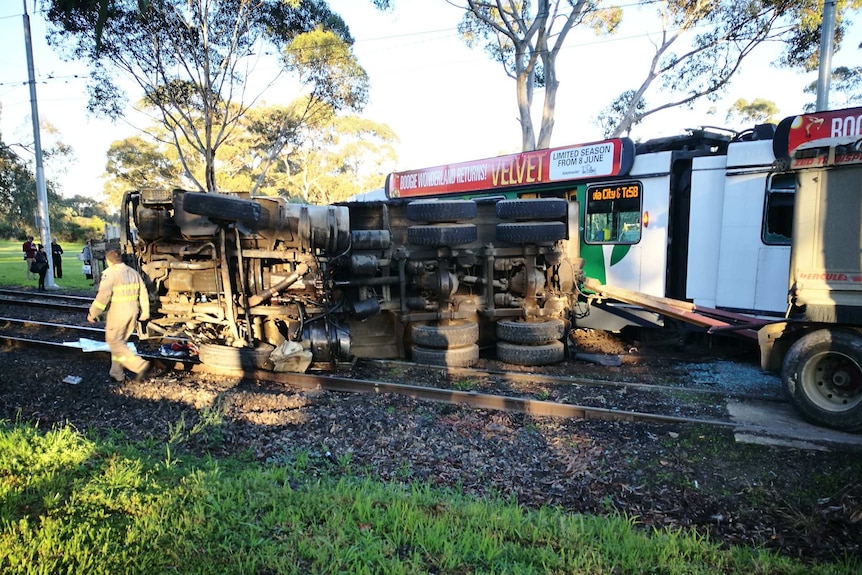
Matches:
[87,249,151,382]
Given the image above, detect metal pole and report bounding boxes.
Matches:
[23,0,56,288]
[816,0,837,111]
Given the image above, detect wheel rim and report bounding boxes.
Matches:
[800,350,862,412]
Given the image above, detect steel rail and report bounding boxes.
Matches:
[0,332,740,430]
[0,295,89,312]
[358,358,783,402]
[0,316,104,336]
[0,288,93,302]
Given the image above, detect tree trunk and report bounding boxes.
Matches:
[516,58,536,152]
[536,48,558,149]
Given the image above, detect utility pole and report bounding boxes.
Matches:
[22,0,56,288]
[816,0,837,111]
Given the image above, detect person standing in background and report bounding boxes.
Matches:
[22,236,36,280]
[51,238,64,279]
[34,245,49,290]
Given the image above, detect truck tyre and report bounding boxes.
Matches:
[198,342,276,370]
[411,343,479,368]
[496,340,565,366]
[496,318,566,345]
[496,198,567,221]
[496,221,566,244]
[408,224,478,246]
[183,192,262,223]
[406,200,477,222]
[411,321,479,349]
[782,329,862,432]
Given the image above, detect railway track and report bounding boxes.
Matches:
[13,290,844,449]
[0,288,91,312]
[0,328,742,428]
[0,303,788,431]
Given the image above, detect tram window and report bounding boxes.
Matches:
[763,174,794,245]
[585,193,642,244]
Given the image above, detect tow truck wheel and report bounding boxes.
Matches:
[782,329,862,432]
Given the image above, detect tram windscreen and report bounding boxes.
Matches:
[585,182,642,243]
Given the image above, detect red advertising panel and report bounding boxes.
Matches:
[774,106,862,158]
[386,138,635,198]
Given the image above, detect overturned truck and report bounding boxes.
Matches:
[122,189,579,372]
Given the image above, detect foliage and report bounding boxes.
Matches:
[0,139,103,242]
[0,141,37,239]
[456,0,621,151]
[45,0,370,193]
[726,98,781,126]
[282,114,398,204]
[803,66,862,112]
[777,0,862,72]
[102,134,189,208]
[101,109,398,207]
[2,420,858,574]
[596,90,647,138]
[596,0,846,137]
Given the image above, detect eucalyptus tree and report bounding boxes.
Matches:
[283,114,398,204]
[101,106,398,205]
[598,0,862,138]
[803,66,862,111]
[45,0,370,192]
[102,134,188,207]
[455,0,621,151]
[725,98,780,127]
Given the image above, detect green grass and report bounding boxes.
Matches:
[0,240,93,291]
[1,421,858,574]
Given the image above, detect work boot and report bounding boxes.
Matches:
[133,361,152,383]
[109,361,125,382]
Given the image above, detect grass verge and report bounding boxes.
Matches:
[0,240,92,291]
[1,421,858,574]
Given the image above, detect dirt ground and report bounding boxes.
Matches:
[1,324,861,565]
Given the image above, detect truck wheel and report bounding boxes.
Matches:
[406,200,477,222]
[496,198,567,221]
[496,221,566,244]
[782,329,862,432]
[183,192,262,223]
[411,343,479,368]
[408,224,478,246]
[411,321,479,348]
[198,342,275,370]
[496,340,565,366]
[496,318,566,345]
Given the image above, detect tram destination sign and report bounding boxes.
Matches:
[386,138,635,198]
[588,182,641,202]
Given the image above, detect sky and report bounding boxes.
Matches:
[0,0,860,201]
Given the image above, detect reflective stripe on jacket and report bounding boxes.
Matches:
[88,262,149,322]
